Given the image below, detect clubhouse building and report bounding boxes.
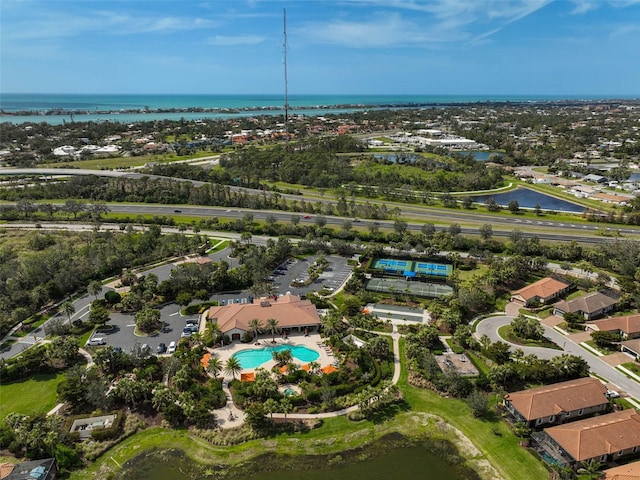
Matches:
[205,293,322,341]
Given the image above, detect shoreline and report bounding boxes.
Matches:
[74,413,503,480]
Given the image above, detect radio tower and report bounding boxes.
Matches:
[283,8,289,149]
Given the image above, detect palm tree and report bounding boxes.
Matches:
[248,318,263,343]
[62,300,75,323]
[87,280,103,300]
[264,398,279,421]
[266,318,280,344]
[224,357,242,380]
[206,356,222,379]
[577,459,603,480]
[321,312,342,337]
[280,397,293,421]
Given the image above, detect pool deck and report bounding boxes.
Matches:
[211,332,337,377]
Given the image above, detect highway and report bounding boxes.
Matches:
[2,167,640,240]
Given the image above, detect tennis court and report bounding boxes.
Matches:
[415,262,452,277]
[365,277,453,298]
[372,258,414,274]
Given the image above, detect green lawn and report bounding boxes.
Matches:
[0,372,65,419]
[497,325,562,350]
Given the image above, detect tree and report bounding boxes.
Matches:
[47,336,79,366]
[466,390,490,418]
[479,223,493,241]
[247,318,263,342]
[485,341,511,364]
[63,199,85,219]
[87,280,103,300]
[263,398,279,421]
[511,315,544,341]
[266,318,280,343]
[280,397,293,421]
[61,300,75,322]
[577,459,603,480]
[508,200,520,213]
[314,215,327,229]
[591,330,621,349]
[88,306,110,326]
[393,219,408,234]
[134,307,161,333]
[224,356,242,380]
[206,356,222,379]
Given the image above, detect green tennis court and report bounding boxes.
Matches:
[365,277,453,298]
[372,258,414,273]
[414,262,452,277]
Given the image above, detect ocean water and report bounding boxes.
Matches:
[0,93,633,125]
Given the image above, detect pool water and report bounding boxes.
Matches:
[233,345,320,369]
[283,388,296,396]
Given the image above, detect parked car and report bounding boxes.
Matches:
[184,325,198,333]
[167,341,177,354]
[304,215,312,219]
[606,390,620,399]
[181,328,193,338]
[157,343,167,354]
[86,338,105,346]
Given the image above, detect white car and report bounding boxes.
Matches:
[606,390,620,399]
[86,338,105,346]
[167,341,177,354]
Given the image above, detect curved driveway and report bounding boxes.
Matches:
[476,314,640,401]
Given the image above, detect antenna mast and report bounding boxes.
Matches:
[283,8,289,148]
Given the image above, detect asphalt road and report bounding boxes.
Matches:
[476,314,640,401]
[3,167,640,240]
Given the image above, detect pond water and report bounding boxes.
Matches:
[457,151,503,161]
[470,187,586,213]
[372,153,423,163]
[120,441,478,480]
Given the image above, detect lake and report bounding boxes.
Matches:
[470,187,586,213]
[457,151,503,161]
[120,437,479,480]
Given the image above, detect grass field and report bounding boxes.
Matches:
[0,372,65,419]
[42,151,218,170]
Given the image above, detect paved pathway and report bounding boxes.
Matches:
[475,311,640,401]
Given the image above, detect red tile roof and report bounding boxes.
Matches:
[504,377,607,421]
[604,460,640,480]
[545,410,640,462]
[587,315,640,336]
[512,277,570,302]
[206,294,321,335]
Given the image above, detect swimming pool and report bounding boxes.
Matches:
[233,345,320,369]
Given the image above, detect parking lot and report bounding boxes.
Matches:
[85,302,200,355]
[269,254,353,296]
[3,248,354,359]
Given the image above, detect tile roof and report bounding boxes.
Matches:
[0,464,15,480]
[604,460,640,480]
[621,339,640,355]
[504,377,608,421]
[512,277,570,302]
[545,410,640,462]
[554,291,617,315]
[586,315,640,335]
[206,294,321,335]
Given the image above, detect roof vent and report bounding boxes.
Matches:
[260,301,271,307]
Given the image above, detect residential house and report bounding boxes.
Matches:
[205,293,322,342]
[503,377,609,428]
[510,277,572,306]
[585,315,640,340]
[621,339,640,360]
[603,460,640,480]
[553,291,618,320]
[69,414,118,439]
[535,410,640,467]
[0,458,57,480]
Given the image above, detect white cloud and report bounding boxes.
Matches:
[206,34,265,46]
[570,0,599,14]
[299,0,551,48]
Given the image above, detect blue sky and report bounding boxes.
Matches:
[1,0,639,95]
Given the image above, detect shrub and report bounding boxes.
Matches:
[104,291,121,305]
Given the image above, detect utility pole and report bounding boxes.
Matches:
[283,8,289,149]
